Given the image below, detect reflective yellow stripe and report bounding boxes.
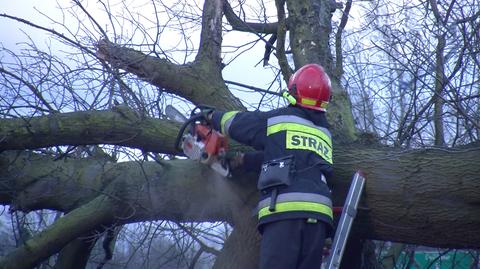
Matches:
[220,111,239,135]
[286,131,332,164]
[258,201,333,219]
[300,97,317,106]
[267,123,332,148]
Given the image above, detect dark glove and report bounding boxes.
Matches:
[202,108,214,122]
[226,151,244,170]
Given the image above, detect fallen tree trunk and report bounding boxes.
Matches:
[1,143,479,268]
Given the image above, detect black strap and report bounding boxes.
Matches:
[268,188,278,212]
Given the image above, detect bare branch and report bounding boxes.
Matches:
[334,0,353,79]
[223,1,278,34]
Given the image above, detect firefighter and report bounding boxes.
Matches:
[207,64,333,269]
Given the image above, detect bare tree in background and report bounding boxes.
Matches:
[0,0,479,268]
[342,0,480,267]
[344,0,480,147]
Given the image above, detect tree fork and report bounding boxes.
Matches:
[53,230,101,269]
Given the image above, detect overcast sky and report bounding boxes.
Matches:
[1,1,53,47]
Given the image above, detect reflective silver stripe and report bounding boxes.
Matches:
[257,192,332,210]
[267,115,332,138]
[320,174,327,184]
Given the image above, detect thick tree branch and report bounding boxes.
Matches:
[0,150,258,220]
[2,110,479,252]
[96,40,243,110]
[213,214,260,269]
[0,107,180,154]
[0,194,116,269]
[0,151,258,268]
[285,0,335,72]
[94,0,246,111]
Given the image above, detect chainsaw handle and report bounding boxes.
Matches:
[190,104,215,117]
[175,114,204,152]
[190,105,215,123]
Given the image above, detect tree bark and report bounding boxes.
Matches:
[334,144,480,248]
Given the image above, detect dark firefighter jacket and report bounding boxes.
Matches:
[211,106,333,231]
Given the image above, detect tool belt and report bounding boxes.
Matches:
[257,156,294,212]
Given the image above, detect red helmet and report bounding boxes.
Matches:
[287,64,331,111]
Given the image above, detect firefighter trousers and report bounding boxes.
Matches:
[259,218,327,269]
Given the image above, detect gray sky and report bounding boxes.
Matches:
[1,1,54,47]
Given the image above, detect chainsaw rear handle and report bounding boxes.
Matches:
[190,104,215,120]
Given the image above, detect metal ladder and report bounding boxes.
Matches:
[325,171,366,269]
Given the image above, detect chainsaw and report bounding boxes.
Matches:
[167,105,230,177]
